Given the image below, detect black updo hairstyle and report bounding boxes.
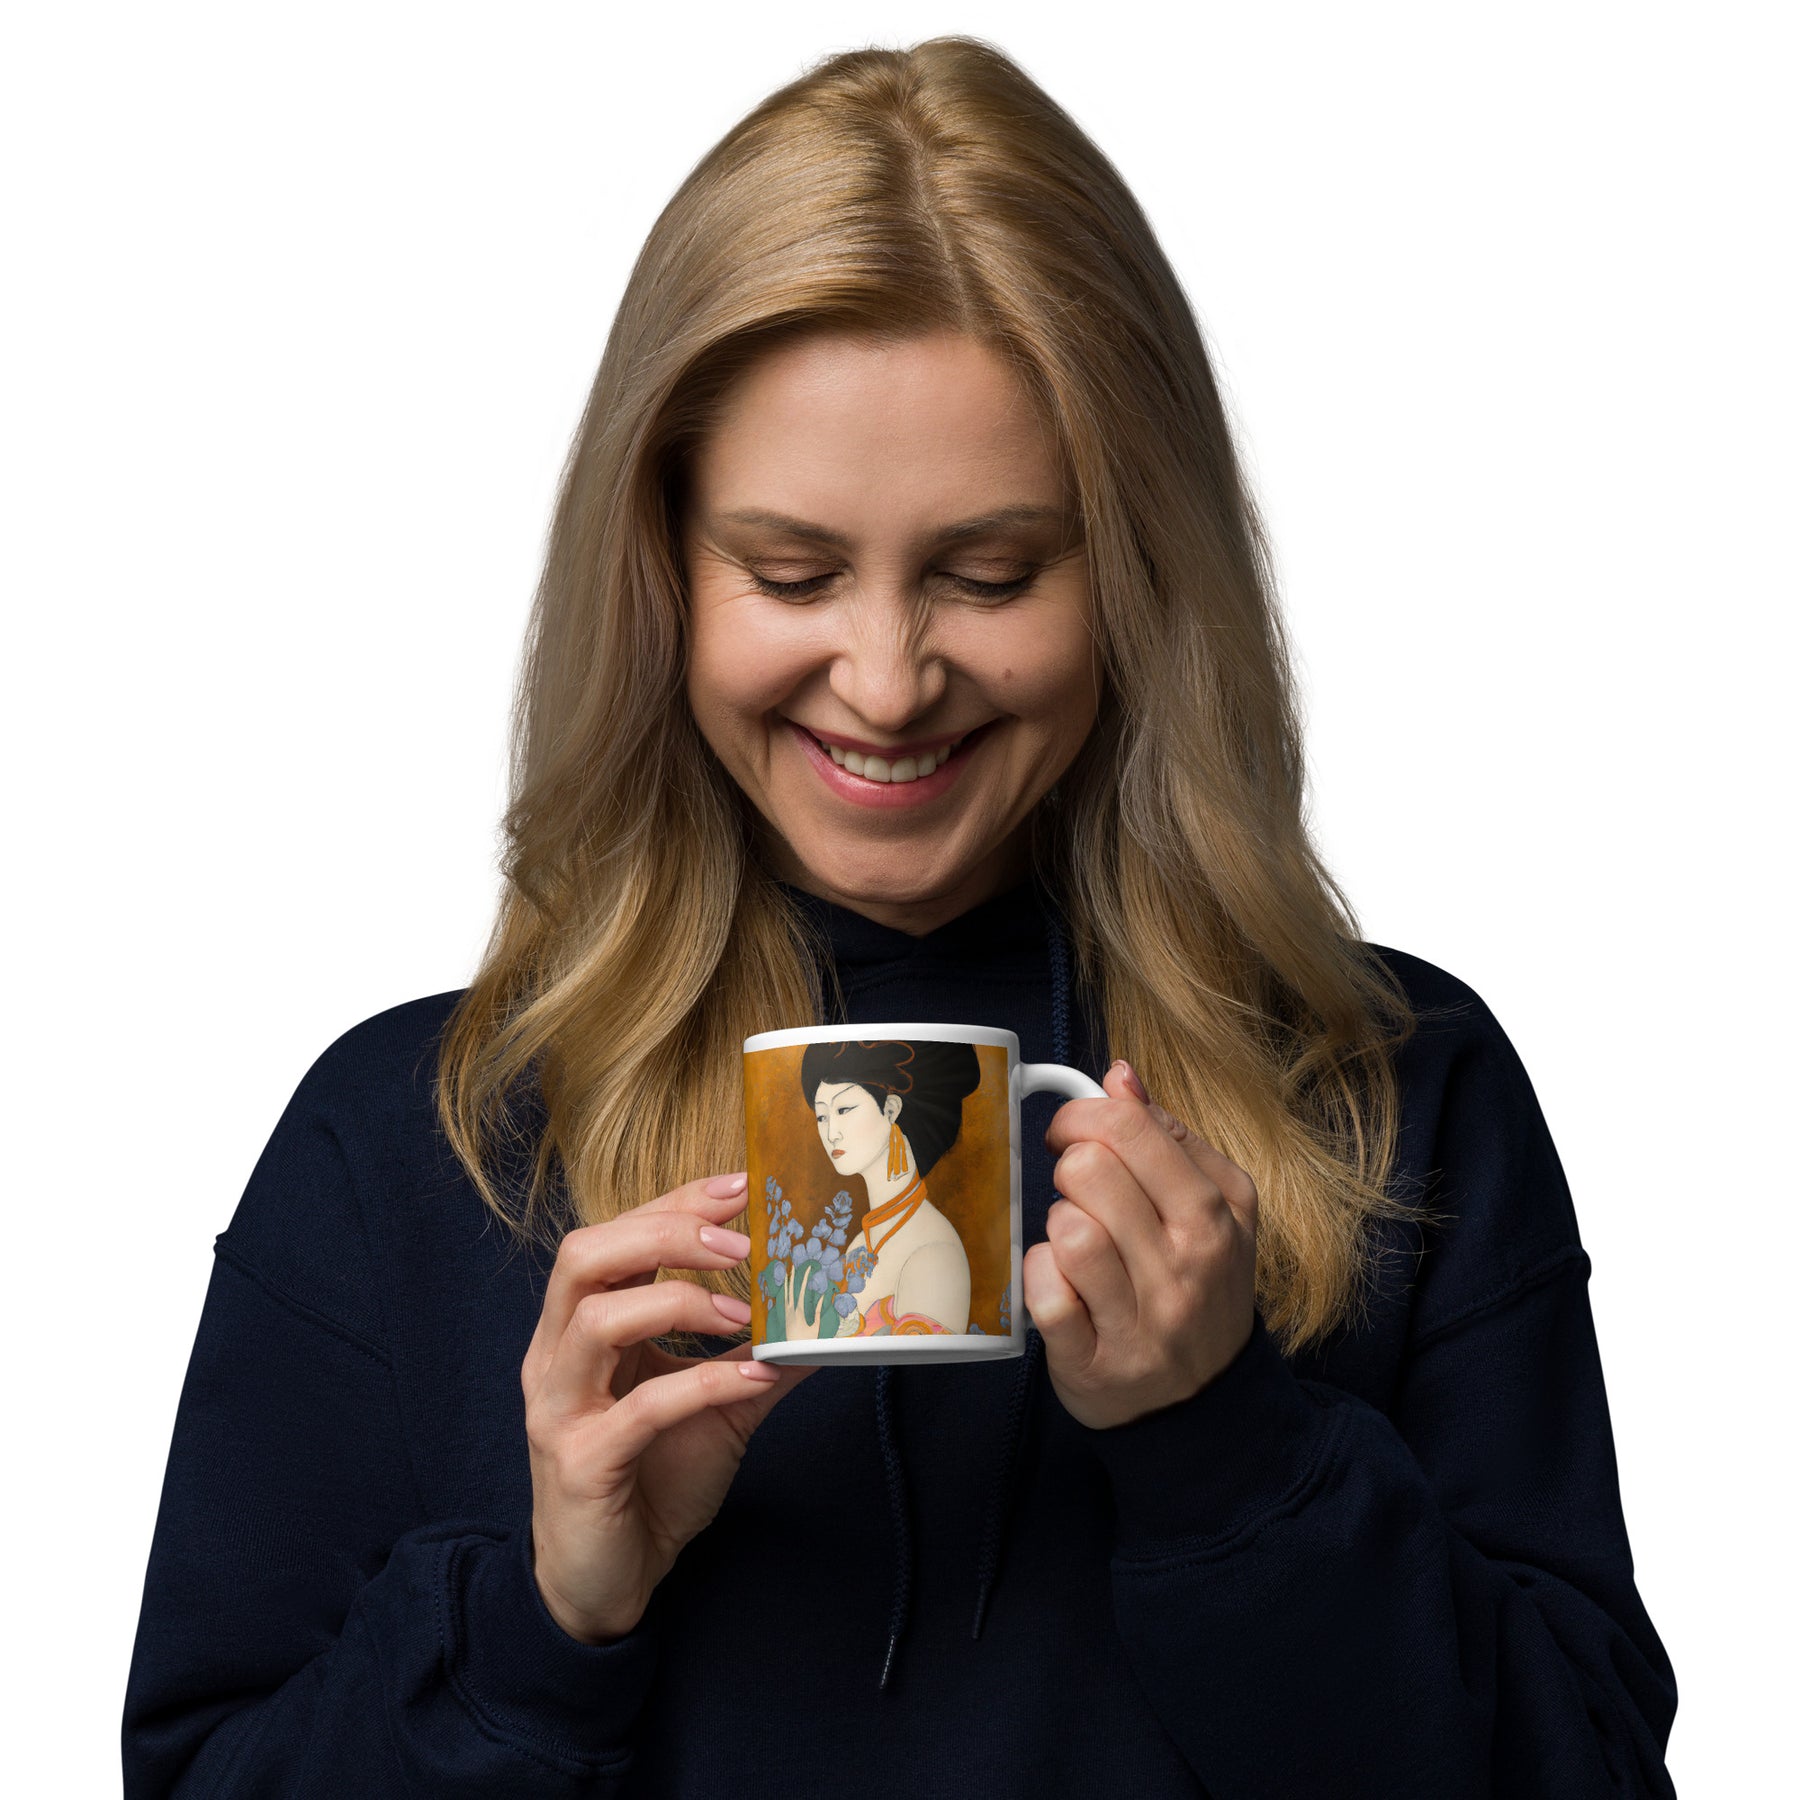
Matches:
[800,1039,982,1179]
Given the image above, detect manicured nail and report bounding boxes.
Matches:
[704,1172,748,1198]
[711,1292,753,1323]
[699,1225,753,1258]
[1115,1059,1150,1103]
[739,1360,780,1381]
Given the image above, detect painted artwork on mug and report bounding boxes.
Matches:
[745,1039,1012,1344]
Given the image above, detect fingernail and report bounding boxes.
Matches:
[739,1360,780,1381]
[711,1291,753,1323]
[1116,1059,1150,1103]
[699,1225,753,1258]
[705,1172,748,1198]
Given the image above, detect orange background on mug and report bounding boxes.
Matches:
[744,1041,1012,1338]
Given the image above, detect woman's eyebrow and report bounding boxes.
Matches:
[716,503,1075,551]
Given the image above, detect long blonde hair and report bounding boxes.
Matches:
[437,35,1432,1358]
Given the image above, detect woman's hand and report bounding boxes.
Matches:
[1025,1060,1258,1431]
[521,1171,815,1644]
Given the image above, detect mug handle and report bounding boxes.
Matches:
[1018,1062,1105,1102]
[1015,1063,1105,1335]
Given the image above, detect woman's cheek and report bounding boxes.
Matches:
[687,589,795,719]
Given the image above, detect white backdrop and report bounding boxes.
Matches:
[5,3,1792,1791]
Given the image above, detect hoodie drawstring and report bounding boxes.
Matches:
[875,897,1076,1691]
[873,1357,911,1692]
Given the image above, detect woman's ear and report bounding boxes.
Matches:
[885,1093,903,1124]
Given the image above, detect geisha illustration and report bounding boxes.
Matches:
[761,1039,982,1341]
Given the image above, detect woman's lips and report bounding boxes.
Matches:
[787,717,989,809]
[830,1149,844,1157]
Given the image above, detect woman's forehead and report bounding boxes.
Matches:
[813,1081,869,1106]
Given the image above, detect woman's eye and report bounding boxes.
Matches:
[947,572,1037,601]
[751,572,833,600]
[746,570,1037,602]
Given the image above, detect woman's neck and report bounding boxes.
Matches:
[860,1157,920,1208]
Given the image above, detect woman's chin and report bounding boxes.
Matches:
[776,820,984,907]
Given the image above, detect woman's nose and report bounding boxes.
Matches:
[828,607,948,732]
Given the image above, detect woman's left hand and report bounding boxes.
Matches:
[1024,1059,1259,1431]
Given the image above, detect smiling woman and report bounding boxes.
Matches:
[681,328,1099,928]
[123,30,1676,1800]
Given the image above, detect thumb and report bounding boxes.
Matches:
[1101,1058,1147,1103]
[1105,1058,1191,1144]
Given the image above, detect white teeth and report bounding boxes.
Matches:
[823,731,968,784]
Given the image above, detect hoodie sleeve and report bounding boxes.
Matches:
[1076,987,1678,1799]
[121,1056,659,1798]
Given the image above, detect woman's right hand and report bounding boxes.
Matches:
[521,1170,815,1645]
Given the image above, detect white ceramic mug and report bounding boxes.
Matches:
[742,1022,1103,1365]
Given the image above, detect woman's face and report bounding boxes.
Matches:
[682,328,1100,933]
[813,1081,895,1180]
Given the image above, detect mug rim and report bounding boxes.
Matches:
[743,1021,1020,1053]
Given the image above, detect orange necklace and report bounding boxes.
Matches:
[862,1173,927,1257]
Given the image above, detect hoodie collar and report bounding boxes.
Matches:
[777,870,1051,984]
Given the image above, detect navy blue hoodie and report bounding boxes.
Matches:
[122,874,1678,1795]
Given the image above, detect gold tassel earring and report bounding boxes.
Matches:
[887,1119,907,1180]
